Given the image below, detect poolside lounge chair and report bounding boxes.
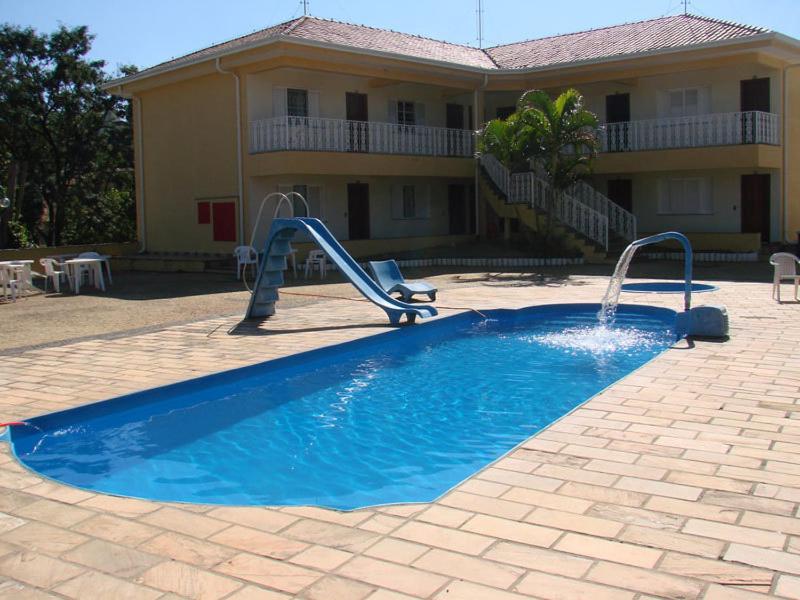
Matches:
[368,260,437,302]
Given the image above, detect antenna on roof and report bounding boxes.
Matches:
[302,0,309,16]
[476,0,484,48]
[683,0,689,15]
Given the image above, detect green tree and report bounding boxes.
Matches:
[478,88,599,252]
[0,24,136,248]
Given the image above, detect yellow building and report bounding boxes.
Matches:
[105,14,800,257]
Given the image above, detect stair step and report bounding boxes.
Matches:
[255,287,280,303]
[250,301,276,318]
[263,255,287,271]
[259,270,285,287]
[270,239,294,256]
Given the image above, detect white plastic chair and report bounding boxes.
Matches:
[770,252,800,302]
[0,268,18,302]
[304,249,327,279]
[39,258,69,293]
[233,246,258,280]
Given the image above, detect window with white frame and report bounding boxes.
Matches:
[658,177,713,215]
[391,184,429,220]
[667,88,700,117]
[402,185,416,218]
[397,101,415,126]
[277,183,324,219]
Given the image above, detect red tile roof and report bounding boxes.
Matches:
[130,14,770,80]
[485,14,769,69]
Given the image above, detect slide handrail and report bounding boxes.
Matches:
[248,191,311,249]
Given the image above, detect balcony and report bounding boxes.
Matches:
[599,111,780,153]
[249,116,475,158]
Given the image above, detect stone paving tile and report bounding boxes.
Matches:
[1,277,800,598]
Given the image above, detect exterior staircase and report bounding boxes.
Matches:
[478,154,637,264]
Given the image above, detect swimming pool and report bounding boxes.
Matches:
[10,304,680,510]
[621,282,718,293]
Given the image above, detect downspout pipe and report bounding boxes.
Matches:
[216,57,244,246]
[782,63,800,244]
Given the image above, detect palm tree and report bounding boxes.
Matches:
[477,113,529,173]
[478,88,599,253]
[515,88,599,189]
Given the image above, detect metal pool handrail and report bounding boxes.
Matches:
[627,231,693,312]
[248,191,311,249]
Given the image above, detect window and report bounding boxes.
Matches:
[292,184,308,217]
[287,88,308,117]
[402,185,416,218]
[659,178,712,215]
[278,184,323,219]
[397,101,415,126]
[668,88,700,117]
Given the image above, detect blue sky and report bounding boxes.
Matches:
[2,0,798,75]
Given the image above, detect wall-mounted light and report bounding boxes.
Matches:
[0,197,10,210]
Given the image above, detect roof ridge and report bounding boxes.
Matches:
[282,15,308,36]
[485,12,766,52]
[681,12,769,34]
[294,15,482,52]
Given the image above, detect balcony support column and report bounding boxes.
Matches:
[474,80,486,237]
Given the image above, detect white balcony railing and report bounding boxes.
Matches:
[480,154,609,250]
[599,111,779,152]
[250,116,475,157]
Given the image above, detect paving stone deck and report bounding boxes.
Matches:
[0,275,798,599]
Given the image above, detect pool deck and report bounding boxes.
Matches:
[0,275,799,599]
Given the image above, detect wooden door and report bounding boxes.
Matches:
[741,174,770,243]
[740,78,770,143]
[606,179,633,213]
[448,184,467,235]
[346,92,368,152]
[347,183,370,240]
[605,93,631,152]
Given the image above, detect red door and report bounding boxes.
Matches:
[212,202,236,242]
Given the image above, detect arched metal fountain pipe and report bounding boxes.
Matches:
[627,231,693,312]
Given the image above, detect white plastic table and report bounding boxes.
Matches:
[63,258,106,294]
[0,260,34,293]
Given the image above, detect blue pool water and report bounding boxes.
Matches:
[621,282,717,293]
[11,304,679,510]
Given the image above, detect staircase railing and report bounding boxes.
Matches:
[568,181,637,241]
[480,154,609,250]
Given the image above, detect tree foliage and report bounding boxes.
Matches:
[479,88,599,187]
[0,23,136,248]
[478,88,600,253]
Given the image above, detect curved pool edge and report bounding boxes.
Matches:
[8,302,683,512]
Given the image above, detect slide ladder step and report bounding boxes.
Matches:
[255,287,280,303]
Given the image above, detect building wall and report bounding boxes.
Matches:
[140,73,239,253]
[247,175,472,250]
[246,68,474,126]
[591,168,781,240]
[484,63,782,122]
